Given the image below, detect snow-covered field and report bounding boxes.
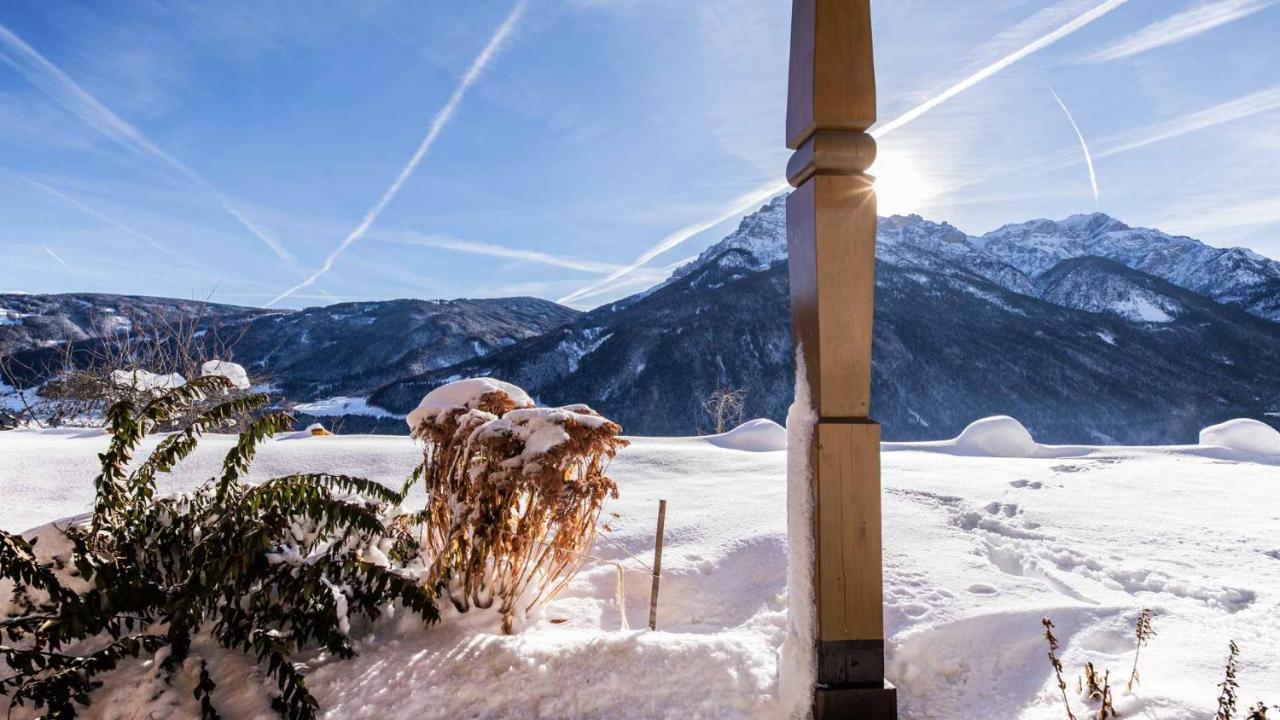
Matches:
[1,424,1277,718]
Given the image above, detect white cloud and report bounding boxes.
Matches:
[1077,0,1279,64]
[376,232,624,274]
[268,0,529,307]
[872,0,1132,138]
[1094,83,1280,157]
[925,82,1280,203]
[6,169,175,258]
[0,22,295,265]
[556,180,788,305]
[1155,194,1280,238]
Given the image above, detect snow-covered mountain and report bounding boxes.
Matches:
[0,293,270,356]
[374,200,1280,443]
[974,212,1280,322]
[1034,257,1188,323]
[1,297,579,405]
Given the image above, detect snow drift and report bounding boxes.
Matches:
[709,418,787,452]
[884,415,1090,459]
[1198,418,1280,455]
[2,426,1279,717]
[953,416,1041,457]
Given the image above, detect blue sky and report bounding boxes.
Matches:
[0,0,1277,309]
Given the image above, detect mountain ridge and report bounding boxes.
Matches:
[5,202,1279,443]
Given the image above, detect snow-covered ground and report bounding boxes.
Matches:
[292,395,404,419]
[1,425,1277,718]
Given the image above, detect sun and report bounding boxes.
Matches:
[872,149,929,217]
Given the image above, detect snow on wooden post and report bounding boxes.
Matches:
[785,1,897,717]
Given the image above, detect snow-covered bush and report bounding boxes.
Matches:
[200,360,251,390]
[408,378,628,633]
[0,377,439,719]
[3,308,255,430]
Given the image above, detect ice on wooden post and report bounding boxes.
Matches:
[778,349,817,715]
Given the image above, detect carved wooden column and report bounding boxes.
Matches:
[785,1,896,717]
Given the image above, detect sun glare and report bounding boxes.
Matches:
[873,150,929,217]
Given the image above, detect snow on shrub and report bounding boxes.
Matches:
[200,359,250,390]
[405,376,533,429]
[408,377,627,633]
[1198,418,1280,455]
[109,368,187,393]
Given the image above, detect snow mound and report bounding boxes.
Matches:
[201,360,250,390]
[709,418,787,452]
[406,377,534,429]
[110,369,186,392]
[952,416,1041,457]
[1198,418,1280,455]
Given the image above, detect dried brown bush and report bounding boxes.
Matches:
[411,385,627,633]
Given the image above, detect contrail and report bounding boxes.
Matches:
[1049,88,1099,207]
[43,246,68,267]
[1078,0,1278,64]
[871,0,1131,139]
[0,22,294,265]
[1095,83,1280,158]
[6,170,176,257]
[556,180,789,305]
[268,0,528,307]
[378,232,626,274]
[923,82,1280,203]
[563,253,702,306]
[559,0,1130,307]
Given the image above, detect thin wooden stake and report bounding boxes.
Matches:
[648,499,667,631]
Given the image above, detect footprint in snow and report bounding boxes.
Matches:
[984,501,1020,518]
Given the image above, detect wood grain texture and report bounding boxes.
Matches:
[787,0,891,703]
[786,129,877,187]
[786,173,878,418]
[814,421,884,642]
[786,0,877,148]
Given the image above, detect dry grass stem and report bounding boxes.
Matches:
[1043,618,1079,720]
[1127,607,1155,692]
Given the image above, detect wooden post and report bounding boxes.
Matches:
[648,499,667,631]
[785,1,896,718]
